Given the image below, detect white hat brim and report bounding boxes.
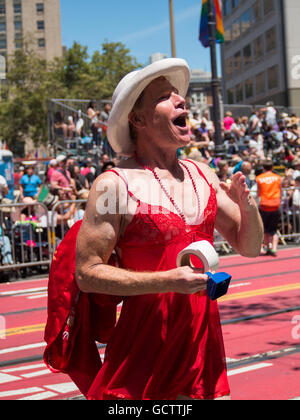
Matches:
[107,58,190,155]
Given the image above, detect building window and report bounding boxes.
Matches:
[243,44,252,67]
[234,51,242,72]
[224,26,231,45]
[14,19,22,31]
[227,88,234,104]
[263,0,274,16]
[37,20,45,30]
[256,71,265,95]
[241,9,251,34]
[236,83,243,102]
[223,0,230,17]
[13,2,22,14]
[15,39,22,49]
[232,19,240,41]
[0,1,5,15]
[265,26,276,53]
[232,0,239,9]
[38,38,45,48]
[225,57,233,76]
[36,3,44,13]
[0,37,6,49]
[253,0,261,22]
[254,35,263,60]
[245,78,253,98]
[267,65,278,90]
[0,17,5,32]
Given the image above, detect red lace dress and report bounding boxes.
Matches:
[87,161,230,400]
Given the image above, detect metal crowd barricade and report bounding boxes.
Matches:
[0,202,52,273]
[213,187,300,253]
[1,191,298,275]
[279,187,300,243]
[49,199,88,258]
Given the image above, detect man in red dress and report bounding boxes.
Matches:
[75,59,263,400]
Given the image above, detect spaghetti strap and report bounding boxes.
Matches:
[184,159,211,187]
[105,169,138,201]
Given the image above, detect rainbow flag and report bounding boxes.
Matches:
[199,0,224,48]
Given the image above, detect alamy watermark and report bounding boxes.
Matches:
[0,315,6,339]
[291,315,300,340]
[94,175,208,223]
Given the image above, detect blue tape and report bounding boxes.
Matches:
[205,271,232,301]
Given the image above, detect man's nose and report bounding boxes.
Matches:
[171,92,186,109]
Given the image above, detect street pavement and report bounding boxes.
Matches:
[0,247,300,400]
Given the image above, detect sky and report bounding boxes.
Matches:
[60,0,218,73]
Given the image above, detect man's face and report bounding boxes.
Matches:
[136,76,190,148]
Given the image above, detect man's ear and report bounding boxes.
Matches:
[128,110,146,129]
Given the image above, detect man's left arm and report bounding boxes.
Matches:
[215,172,263,257]
[196,162,263,257]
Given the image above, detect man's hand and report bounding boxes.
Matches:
[219,172,253,211]
[166,266,209,294]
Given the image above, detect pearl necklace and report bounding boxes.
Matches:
[134,153,201,225]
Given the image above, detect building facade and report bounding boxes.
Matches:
[221,0,300,108]
[149,52,168,64]
[0,0,62,63]
[187,69,217,111]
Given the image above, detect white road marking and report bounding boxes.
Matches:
[229,282,251,289]
[0,287,47,296]
[18,391,57,400]
[0,342,45,355]
[0,387,43,398]
[21,369,51,379]
[0,373,22,384]
[44,382,79,394]
[226,357,238,363]
[227,363,273,376]
[1,363,45,373]
[27,293,48,299]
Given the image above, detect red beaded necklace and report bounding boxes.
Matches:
[134,152,201,225]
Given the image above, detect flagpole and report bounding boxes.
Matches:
[169,0,176,57]
[207,0,223,156]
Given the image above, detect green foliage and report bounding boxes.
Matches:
[0,39,141,155]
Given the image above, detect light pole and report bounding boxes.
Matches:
[169,0,176,57]
[207,0,224,156]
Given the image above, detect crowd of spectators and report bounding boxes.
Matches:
[182,103,300,202]
[181,102,300,250]
[1,101,300,274]
[53,102,113,156]
[0,153,118,273]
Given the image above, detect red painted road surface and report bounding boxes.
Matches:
[0,247,299,400]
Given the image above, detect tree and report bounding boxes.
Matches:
[89,41,141,99]
[0,39,140,155]
[62,41,90,91]
[67,40,141,100]
[0,39,67,154]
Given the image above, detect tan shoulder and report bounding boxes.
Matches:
[184,158,220,189]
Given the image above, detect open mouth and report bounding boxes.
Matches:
[172,115,187,128]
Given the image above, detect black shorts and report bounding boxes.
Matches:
[259,209,280,235]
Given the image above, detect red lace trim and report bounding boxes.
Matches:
[118,187,217,247]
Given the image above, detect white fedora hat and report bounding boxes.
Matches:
[107,58,190,155]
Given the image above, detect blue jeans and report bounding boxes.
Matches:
[0,235,13,265]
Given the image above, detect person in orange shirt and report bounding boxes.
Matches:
[256,160,282,256]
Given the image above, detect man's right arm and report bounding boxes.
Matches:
[75,172,208,296]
